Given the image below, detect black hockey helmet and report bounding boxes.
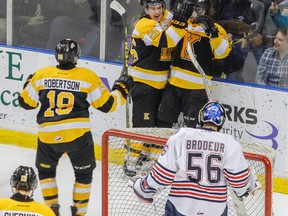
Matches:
[187,0,201,7]
[198,102,226,131]
[10,166,38,191]
[55,38,81,64]
[140,0,166,8]
[194,0,211,15]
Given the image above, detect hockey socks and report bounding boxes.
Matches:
[73,182,92,216]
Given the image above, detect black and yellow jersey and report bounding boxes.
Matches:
[129,9,187,89]
[169,22,231,90]
[19,66,126,144]
[0,194,55,215]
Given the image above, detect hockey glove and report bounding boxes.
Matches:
[171,2,194,29]
[23,74,34,89]
[196,15,219,38]
[247,167,262,194]
[237,167,262,198]
[112,74,134,99]
[133,176,157,203]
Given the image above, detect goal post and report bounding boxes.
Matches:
[102,128,276,216]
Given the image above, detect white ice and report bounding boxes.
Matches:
[0,144,287,216]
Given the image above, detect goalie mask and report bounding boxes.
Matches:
[10,166,38,191]
[198,102,226,130]
[55,38,81,64]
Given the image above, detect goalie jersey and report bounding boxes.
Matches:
[146,127,251,216]
[18,66,126,144]
[129,10,187,89]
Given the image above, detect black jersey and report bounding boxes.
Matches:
[19,66,126,144]
[169,23,231,90]
[129,10,187,89]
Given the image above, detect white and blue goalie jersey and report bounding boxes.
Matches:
[146,127,251,216]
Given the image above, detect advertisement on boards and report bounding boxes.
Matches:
[0,46,287,190]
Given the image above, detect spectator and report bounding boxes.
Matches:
[45,0,126,60]
[133,102,260,216]
[218,0,256,27]
[255,27,288,87]
[15,0,59,48]
[270,1,288,28]
[46,0,101,58]
[217,0,257,82]
[0,166,55,216]
[241,32,271,82]
[18,38,133,215]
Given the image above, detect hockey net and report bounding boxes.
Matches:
[102,128,276,216]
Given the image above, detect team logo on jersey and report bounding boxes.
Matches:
[55,136,62,142]
[99,82,107,93]
[245,121,278,150]
[143,113,150,120]
[161,144,168,156]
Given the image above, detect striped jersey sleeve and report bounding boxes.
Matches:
[145,127,251,216]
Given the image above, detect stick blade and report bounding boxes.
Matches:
[110,0,126,16]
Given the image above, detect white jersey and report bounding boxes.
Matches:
[146,127,251,216]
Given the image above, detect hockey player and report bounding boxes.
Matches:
[125,0,196,176]
[133,102,260,216]
[156,2,231,128]
[0,166,55,215]
[18,38,134,216]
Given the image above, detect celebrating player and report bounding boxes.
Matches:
[0,166,55,215]
[133,102,260,216]
[157,1,231,128]
[124,0,195,177]
[18,38,134,216]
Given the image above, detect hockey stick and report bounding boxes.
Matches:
[186,42,213,102]
[110,0,131,128]
[110,0,129,76]
[186,42,248,216]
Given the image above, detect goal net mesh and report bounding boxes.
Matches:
[102,128,276,216]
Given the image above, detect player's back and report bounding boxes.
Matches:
[0,197,55,216]
[19,65,110,143]
[163,127,248,216]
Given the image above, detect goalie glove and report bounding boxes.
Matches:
[195,15,219,38]
[171,2,194,29]
[247,167,262,194]
[133,176,157,203]
[238,167,262,198]
[23,73,34,89]
[112,74,134,99]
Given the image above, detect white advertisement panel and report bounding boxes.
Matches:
[213,80,288,178]
[0,45,287,182]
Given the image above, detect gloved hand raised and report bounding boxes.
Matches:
[112,74,134,99]
[196,15,219,38]
[171,2,194,28]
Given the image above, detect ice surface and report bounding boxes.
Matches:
[0,144,286,216]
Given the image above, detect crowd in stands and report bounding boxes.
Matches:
[0,0,288,87]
